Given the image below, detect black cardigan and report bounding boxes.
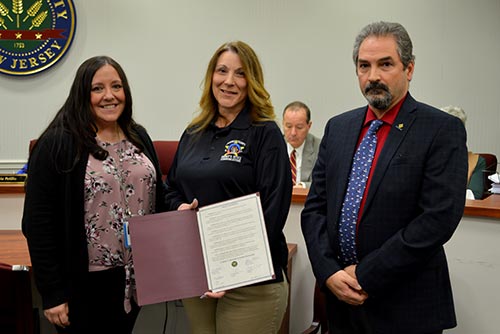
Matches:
[22,125,165,309]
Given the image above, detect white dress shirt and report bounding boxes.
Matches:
[287,142,305,187]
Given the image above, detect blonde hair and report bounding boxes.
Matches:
[188,41,275,133]
[441,105,467,125]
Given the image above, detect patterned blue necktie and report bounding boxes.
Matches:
[339,119,383,265]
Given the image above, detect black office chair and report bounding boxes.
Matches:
[0,262,39,334]
[478,153,498,198]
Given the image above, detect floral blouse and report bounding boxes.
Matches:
[84,138,156,312]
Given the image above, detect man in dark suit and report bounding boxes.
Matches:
[283,101,321,188]
[301,21,467,334]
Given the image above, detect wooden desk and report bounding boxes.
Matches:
[0,183,24,194]
[0,230,36,333]
[0,184,25,194]
[0,230,31,266]
[291,187,308,203]
[0,229,296,271]
[8,183,499,220]
[1,230,297,333]
[293,188,500,220]
[464,194,500,219]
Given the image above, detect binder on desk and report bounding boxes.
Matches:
[128,193,274,306]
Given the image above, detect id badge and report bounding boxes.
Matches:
[123,220,132,249]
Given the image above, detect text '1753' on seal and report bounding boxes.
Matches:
[0,0,76,76]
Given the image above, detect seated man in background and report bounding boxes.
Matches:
[441,105,486,199]
[283,101,321,188]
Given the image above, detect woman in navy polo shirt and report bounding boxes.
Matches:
[165,41,292,333]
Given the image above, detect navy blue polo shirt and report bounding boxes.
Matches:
[165,106,293,283]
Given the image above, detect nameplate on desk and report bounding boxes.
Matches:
[0,174,26,184]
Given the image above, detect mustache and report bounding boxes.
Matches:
[364,82,389,94]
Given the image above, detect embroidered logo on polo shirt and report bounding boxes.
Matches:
[220,140,246,163]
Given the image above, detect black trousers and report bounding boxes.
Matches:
[326,296,443,334]
[327,302,372,334]
[56,266,140,334]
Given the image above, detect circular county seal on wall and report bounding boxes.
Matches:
[0,0,76,76]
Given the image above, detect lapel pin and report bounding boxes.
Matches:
[396,123,404,131]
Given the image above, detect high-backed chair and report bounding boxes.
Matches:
[0,263,39,334]
[30,139,180,180]
[478,153,498,198]
[152,140,179,181]
[29,139,37,155]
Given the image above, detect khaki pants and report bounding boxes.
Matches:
[182,280,288,334]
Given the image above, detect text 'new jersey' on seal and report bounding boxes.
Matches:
[0,0,76,76]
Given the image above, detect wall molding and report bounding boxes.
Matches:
[0,160,27,174]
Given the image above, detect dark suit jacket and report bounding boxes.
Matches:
[300,133,320,187]
[301,94,468,333]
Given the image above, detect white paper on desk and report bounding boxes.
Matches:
[466,189,475,200]
[196,193,275,292]
[488,173,500,183]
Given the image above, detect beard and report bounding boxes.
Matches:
[363,82,392,110]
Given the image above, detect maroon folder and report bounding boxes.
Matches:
[128,210,208,305]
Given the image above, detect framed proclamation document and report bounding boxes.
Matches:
[128,193,274,306]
